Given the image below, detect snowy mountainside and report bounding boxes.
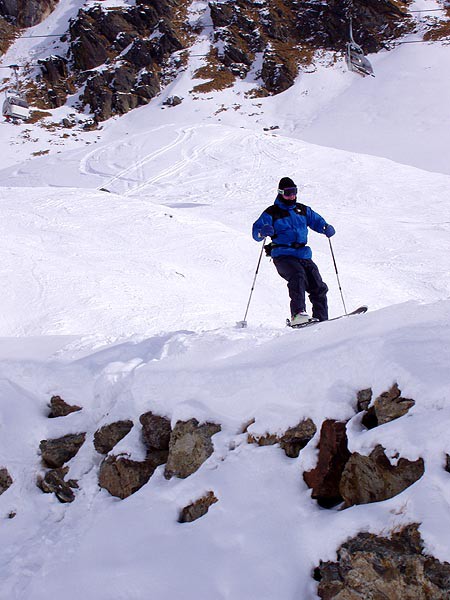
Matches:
[1,300,450,599]
[1,1,450,598]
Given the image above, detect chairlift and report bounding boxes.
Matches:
[2,65,30,121]
[345,17,374,77]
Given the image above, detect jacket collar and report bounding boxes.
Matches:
[275,196,296,210]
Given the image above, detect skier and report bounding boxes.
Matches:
[252,177,335,326]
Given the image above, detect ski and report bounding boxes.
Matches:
[286,305,368,329]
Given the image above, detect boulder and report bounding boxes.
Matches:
[37,467,79,503]
[94,420,134,454]
[178,491,218,523]
[373,383,415,425]
[248,418,317,458]
[315,524,450,599]
[164,419,221,480]
[139,412,171,452]
[303,420,350,507]
[98,452,166,499]
[0,467,13,495]
[40,433,86,468]
[340,444,425,507]
[362,383,415,429]
[48,395,82,418]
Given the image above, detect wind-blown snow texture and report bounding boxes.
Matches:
[0,0,450,598]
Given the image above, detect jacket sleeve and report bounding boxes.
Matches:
[252,211,272,242]
[306,206,328,235]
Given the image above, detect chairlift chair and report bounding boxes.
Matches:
[2,90,30,121]
[345,17,374,77]
[2,65,30,121]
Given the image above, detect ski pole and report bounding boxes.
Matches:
[237,238,266,328]
[328,238,348,316]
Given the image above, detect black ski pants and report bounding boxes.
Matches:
[273,256,329,321]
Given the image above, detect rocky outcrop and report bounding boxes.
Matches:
[0,0,58,27]
[65,2,184,121]
[340,445,425,507]
[303,420,350,507]
[248,418,317,458]
[94,420,134,455]
[206,0,412,95]
[0,16,17,55]
[39,433,86,468]
[35,57,75,109]
[37,466,79,503]
[98,452,166,499]
[48,395,82,418]
[164,418,221,480]
[315,524,450,599]
[361,383,415,429]
[0,467,13,495]
[178,491,218,523]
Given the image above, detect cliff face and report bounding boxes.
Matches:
[6,0,416,121]
[0,0,59,27]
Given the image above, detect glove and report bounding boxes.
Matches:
[260,224,274,238]
[323,224,335,238]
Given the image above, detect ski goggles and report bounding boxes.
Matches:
[278,186,297,197]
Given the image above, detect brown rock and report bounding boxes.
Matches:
[303,420,350,507]
[94,420,134,454]
[178,491,218,523]
[48,395,82,418]
[139,412,171,451]
[40,433,86,468]
[340,444,425,507]
[37,467,79,503]
[374,383,415,425]
[0,467,13,495]
[164,419,221,480]
[0,0,58,27]
[248,419,316,458]
[98,452,167,499]
[315,524,450,599]
[356,388,372,412]
[280,419,317,458]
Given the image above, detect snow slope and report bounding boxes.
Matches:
[1,0,450,598]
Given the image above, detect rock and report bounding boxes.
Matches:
[446,454,450,473]
[94,420,134,454]
[340,444,425,507]
[373,383,415,425]
[40,433,86,468]
[139,412,171,451]
[98,452,167,499]
[280,419,317,458]
[0,17,17,55]
[362,383,415,429]
[0,0,59,27]
[37,467,79,503]
[248,419,316,458]
[0,467,13,495]
[303,420,350,507]
[36,56,75,109]
[315,524,450,599]
[163,95,183,107]
[48,395,82,418]
[178,491,218,523]
[356,388,372,412]
[164,419,221,480]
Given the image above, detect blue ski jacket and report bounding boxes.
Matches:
[252,197,329,260]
